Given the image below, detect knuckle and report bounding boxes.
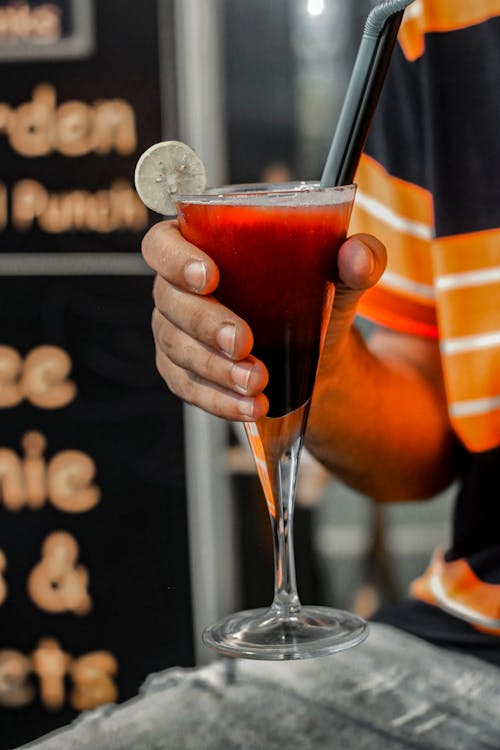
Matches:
[203,349,218,376]
[157,323,177,359]
[188,305,210,336]
[179,342,197,372]
[206,390,233,420]
[182,372,198,405]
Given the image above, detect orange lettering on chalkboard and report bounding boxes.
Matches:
[0,3,61,43]
[0,446,24,511]
[11,178,148,233]
[0,641,119,711]
[0,181,6,230]
[31,638,71,711]
[28,531,92,615]
[0,344,76,409]
[21,345,77,408]
[0,650,34,708]
[0,83,137,157]
[0,430,101,513]
[70,652,119,711]
[0,549,7,606]
[0,345,23,409]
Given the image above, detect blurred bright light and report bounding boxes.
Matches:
[307,0,325,17]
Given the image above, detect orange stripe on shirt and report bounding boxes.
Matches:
[431,228,500,450]
[441,344,500,450]
[352,154,435,299]
[351,206,434,292]
[354,154,433,225]
[443,348,500,403]
[434,228,500,274]
[353,154,436,333]
[436,285,500,338]
[399,0,500,61]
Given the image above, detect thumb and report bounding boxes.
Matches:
[333,233,387,314]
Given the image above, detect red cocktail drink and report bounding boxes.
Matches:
[175,183,366,660]
[176,183,354,417]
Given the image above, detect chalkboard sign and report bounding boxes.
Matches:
[0,2,193,748]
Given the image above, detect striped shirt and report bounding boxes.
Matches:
[351,1,500,642]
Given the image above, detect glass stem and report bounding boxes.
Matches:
[244,403,310,618]
[269,430,302,616]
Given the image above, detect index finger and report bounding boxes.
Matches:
[141,219,220,294]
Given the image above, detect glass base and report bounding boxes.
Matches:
[202,606,369,660]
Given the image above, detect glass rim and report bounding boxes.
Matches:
[175,181,357,206]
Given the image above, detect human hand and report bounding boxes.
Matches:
[142,222,385,421]
[142,220,269,420]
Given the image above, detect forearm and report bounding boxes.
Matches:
[306,326,460,502]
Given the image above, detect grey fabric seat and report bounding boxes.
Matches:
[20,623,500,750]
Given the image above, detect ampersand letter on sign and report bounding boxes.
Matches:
[28,532,92,615]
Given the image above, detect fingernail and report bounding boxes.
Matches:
[217,324,236,357]
[236,398,254,417]
[231,363,252,393]
[184,261,207,292]
[353,247,375,278]
[366,249,376,276]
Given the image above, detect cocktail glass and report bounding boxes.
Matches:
[175,181,368,660]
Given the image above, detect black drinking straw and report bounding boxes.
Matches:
[320,0,416,188]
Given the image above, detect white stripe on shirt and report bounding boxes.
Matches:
[441,331,500,355]
[436,266,500,291]
[355,190,434,240]
[449,394,500,418]
[380,269,435,300]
